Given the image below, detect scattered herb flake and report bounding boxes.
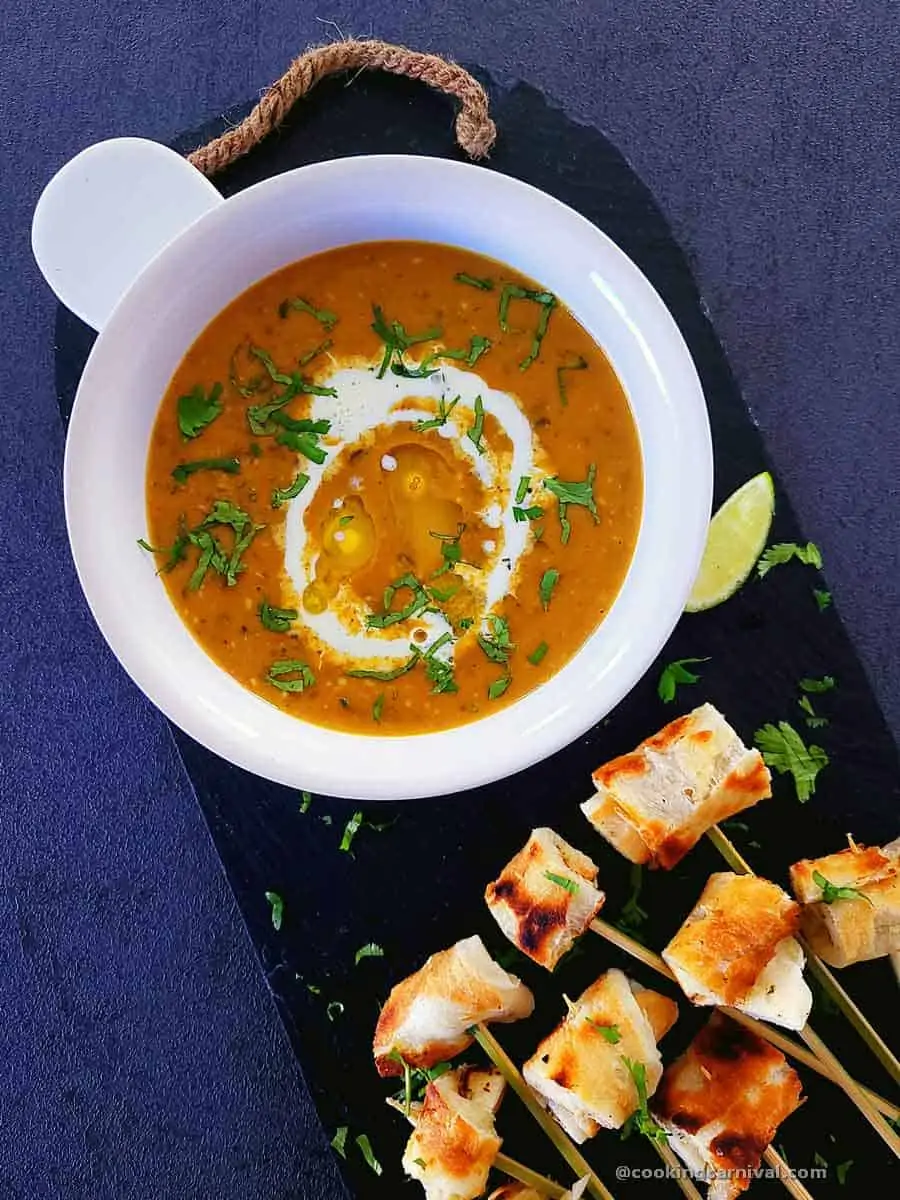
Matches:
[545,870,580,894]
[498,284,557,369]
[431,524,466,578]
[275,428,328,464]
[340,810,364,853]
[330,1126,348,1158]
[265,660,316,693]
[258,600,298,633]
[588,1020,622,1044]
[355,942,385,965]
[539,568,560,611]
[454,271,495,290]
[346,652,420,682]
[755,721,828,802]
[278,296,338,331]
[545,466,598,544]
[812,870,873,906]
[799,675,836,693]
[657,657,710,703]
[487,675,511,701]
[513,504,543,522]
[621,1057,668,1144]
[466,395,486,454]
[271,471,309,508]
[137,529,189,574]
[813,587,832,611]
[411,393,460,432]
[527,641,549,666]
[177,383,223,439]
[298,338,334,366]
[616,864,649,939]
[556,354,588,406]
[366,572,431,628]
[370,303,441,378]
[355,1133,382,1176]
[372,693,385,723]
[757,541,823,578]
[299,791,313,814]
[515,475,531,504]
[264,890,284,931]
[835,1161,853,1185]
[171,456,239,484]
[476,614,514,665]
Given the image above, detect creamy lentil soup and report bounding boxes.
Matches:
[143,241,642,733]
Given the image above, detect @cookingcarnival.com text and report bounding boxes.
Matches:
[615,1165,827,1182]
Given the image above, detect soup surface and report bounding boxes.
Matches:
[144,241,642,734]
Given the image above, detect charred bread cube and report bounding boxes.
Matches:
[374,935,534,1076]
[652,1012,803,1200]
[485,828,606,970]
[662,873,812,1031]
[522,968,679,1142]
[789,837,900,967]
[403,1066,505,1200]
[582,705,771,869]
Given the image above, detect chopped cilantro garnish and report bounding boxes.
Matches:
[513,504,543,522]
[476,614,514,664]
[258,600,298,632]
[367,573,431,628]
[355,942,385,965]
[527,641,548,666]
[422,632,459,695]
[539,568,560,611]
[813,587,832,611]
[171,456,240,484]
[370,304,441,378]
[755,721,828,802]
[411,393,459,432]
[757,541,823,578]
[433,334,492,368]
[180,500,263,590]
[545,870,579,894]
[431,524,466,578]
[454,271,495,290]
[264,890,284,931]
[372,693,385,723]
[346,652,420,682]
[545,466,598,544]
[498,284,557,369]
[812,870,873,906]
[515,476,531,504]
[466,395,486,454]
[331,1126,348,1157]
[298,338,333,367]
[487,675,511,701]
[556,354,589,406]
[177,383,223,439]
[799,694,828,728]
[799,675,836,693]
[266,660,316,693]
[271,471,309,508]
[278,296,338,331]
[616,864,649,939]
[657,657,709,703]
[299,791,313,813]
[835,1161,853,1185]
[137,527,190,574]
[621,1057,668,1144]
[355,1133,382,1176]
[588,1020,622,1044]
[340,810,364,853]
[275,428,328,464]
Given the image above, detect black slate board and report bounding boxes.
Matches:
[55,68,900,1199]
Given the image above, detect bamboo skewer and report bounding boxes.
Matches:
[654,1140,705,1200]
[763,1146,814,1200]
[705,824,900,1089]
[590,917,900,1123]
[474,1024,614,1200]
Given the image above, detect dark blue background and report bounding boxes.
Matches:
[1,4,898,1197]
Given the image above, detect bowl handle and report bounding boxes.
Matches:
[31,137,223,333]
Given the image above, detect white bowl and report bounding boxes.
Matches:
[50,150,712,800]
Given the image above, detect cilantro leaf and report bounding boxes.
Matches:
[355,1133,382,1176]
[265,660,315,693]
[137,527,190,574]
[812,870,873,906]
[466,395,486,454]
[366,573,431,629]
[370,304,441,378]
[346,652,420,682]
[278,296,338,331]
[299,791,313,813]
[588,1020,622,1044]
[171,456,240,484]
[454,272,494,290]
[264,890,284,931]
[515,476,531,504]
[799,675,835,693]
[657,657,709,703]
[527,641,549,666]
[539,568,560,611]
[545,870,579,895]
[411,393,459,432]
[258,600,298,632]
[271,471,309,508]
[372,693,385,723]
[340,810,364,853]
[330,1126,348,1158]
[757,541,823,578]
[813,587,832,611]
[476,614,514,664]
[487,675,511,701]
[498,284,557,369]
[177,383,223,439]
[755,721,828,802]
[355,942,385,965]
[544,466,598,544]
[621,1057,668,1144]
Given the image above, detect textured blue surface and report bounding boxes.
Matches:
[1,3,898,1198]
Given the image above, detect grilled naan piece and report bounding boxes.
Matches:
[662,873,812,1031]
[582,704,771,869]
[374,935,534,1076]
[789,837,900,967]
[403,1066,505,1200]
[653,1012,804,1200]
[485,828,606,970]
[522,968,679,1143]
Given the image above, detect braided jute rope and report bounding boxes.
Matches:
[187,39,496,176]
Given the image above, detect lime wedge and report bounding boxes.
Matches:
[685,471,775,612]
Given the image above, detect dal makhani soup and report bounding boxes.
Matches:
[143,241,642,734]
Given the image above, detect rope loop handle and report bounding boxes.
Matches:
[187,38,496,176]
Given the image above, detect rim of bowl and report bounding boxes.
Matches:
[63,153,712,800]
